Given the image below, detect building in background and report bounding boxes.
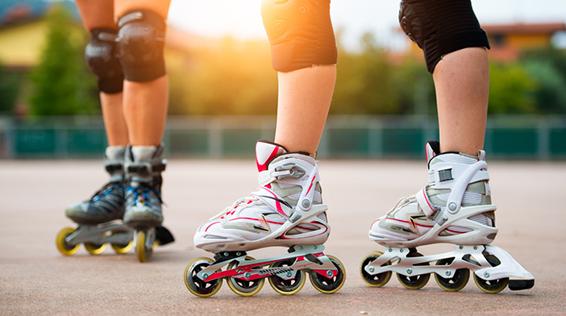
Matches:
[405,22,566,62]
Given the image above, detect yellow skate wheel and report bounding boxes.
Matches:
[111,241,133,255]
[227,256,265,297]
[184,257,223,298]
[473,253,509,294]
[360,251,392,287]
[309,255,347,294]
[396,251,430,290]
[55,227,80,256]
[136,231,154,263]
[434,258,469,292]
[84,242,106,255]
[268,259,306,296]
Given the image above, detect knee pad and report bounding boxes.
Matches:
[262,0,337,72]
[85,29,124,94]
[399,0,490,73]
[116,10,166,82]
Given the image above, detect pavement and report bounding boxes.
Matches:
[0,160,565,315]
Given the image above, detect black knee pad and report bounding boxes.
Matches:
[85,28,124,94]
[262,0,337,72]
[116,10,166,82]
[399,0,490,73]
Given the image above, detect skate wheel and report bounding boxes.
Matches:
[268,259,306,296]
[473,253,508,294]
[396,251,430,290]
[226,256,265,297]
[434,258,469,292]
[111,241,133,255]
[184,257,222,298]
[55,227,80,256]
[136,231,153,263]
[360,251,392,287]
[84,242,106,255]
[309,255,346,294]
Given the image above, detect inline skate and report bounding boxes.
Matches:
[360,141,534,294]
[124,145,174,262]
[56,146,174,261]
[184,141,346,297]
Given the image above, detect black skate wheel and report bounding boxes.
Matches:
[360,251,392,287]
[473,253,509,294]
[184,257,223,298]
[434,258,470,292]
[227,256,265,297]
[309,255,346,294]
[268,259,306,295]
[396,251,430,290]
[84,242,106,255]
[55,227,80,256]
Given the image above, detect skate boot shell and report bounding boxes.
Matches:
[57,146,134,256]
[185,141,346,297]
[361,141,534,293]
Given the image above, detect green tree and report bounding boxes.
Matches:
[29,5,97,116]
[489,63,537,114]
[0,63,23,114]
[333,33,399,115]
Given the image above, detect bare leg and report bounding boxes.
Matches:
[433,48,489,155]
[100,93,128,146]
[274,65,336,154]
[76,0,128,146]
[121,78,169,145]
[115,0,170,146]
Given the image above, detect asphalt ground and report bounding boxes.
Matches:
[1,160,565,315]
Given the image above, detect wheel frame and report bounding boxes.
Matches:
[267,259,307,296]
[55,227,80,256]
[226,256,265,297]
[360,251,392,287]
[183,257,223,298]
[434,258,470,292]
[309,255,347,294]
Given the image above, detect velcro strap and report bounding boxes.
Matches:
[415,188,437,217]
[105,163,123,173]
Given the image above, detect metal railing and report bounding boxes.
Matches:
[1,115,565,160]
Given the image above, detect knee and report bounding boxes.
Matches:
[261,0,337,72]
[116,10,166,82]
[85,28,124,94]
[399,0,490,73]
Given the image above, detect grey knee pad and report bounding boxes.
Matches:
[262,0,337,72]
[399,0,490,73]
[85,29,124,94]
[116,10,166,82]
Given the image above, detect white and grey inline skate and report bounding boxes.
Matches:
[360,141,534,294]
[184,141,346,297]
[56,146,174,261]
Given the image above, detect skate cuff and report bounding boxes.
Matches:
[416,188,437,217]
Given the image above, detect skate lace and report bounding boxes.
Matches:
[127,183,163,206]
[90,181,122,203]
[213,194,259,219]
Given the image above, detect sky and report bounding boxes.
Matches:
[168,0,566,49]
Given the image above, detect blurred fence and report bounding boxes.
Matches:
[0,115,565,160]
